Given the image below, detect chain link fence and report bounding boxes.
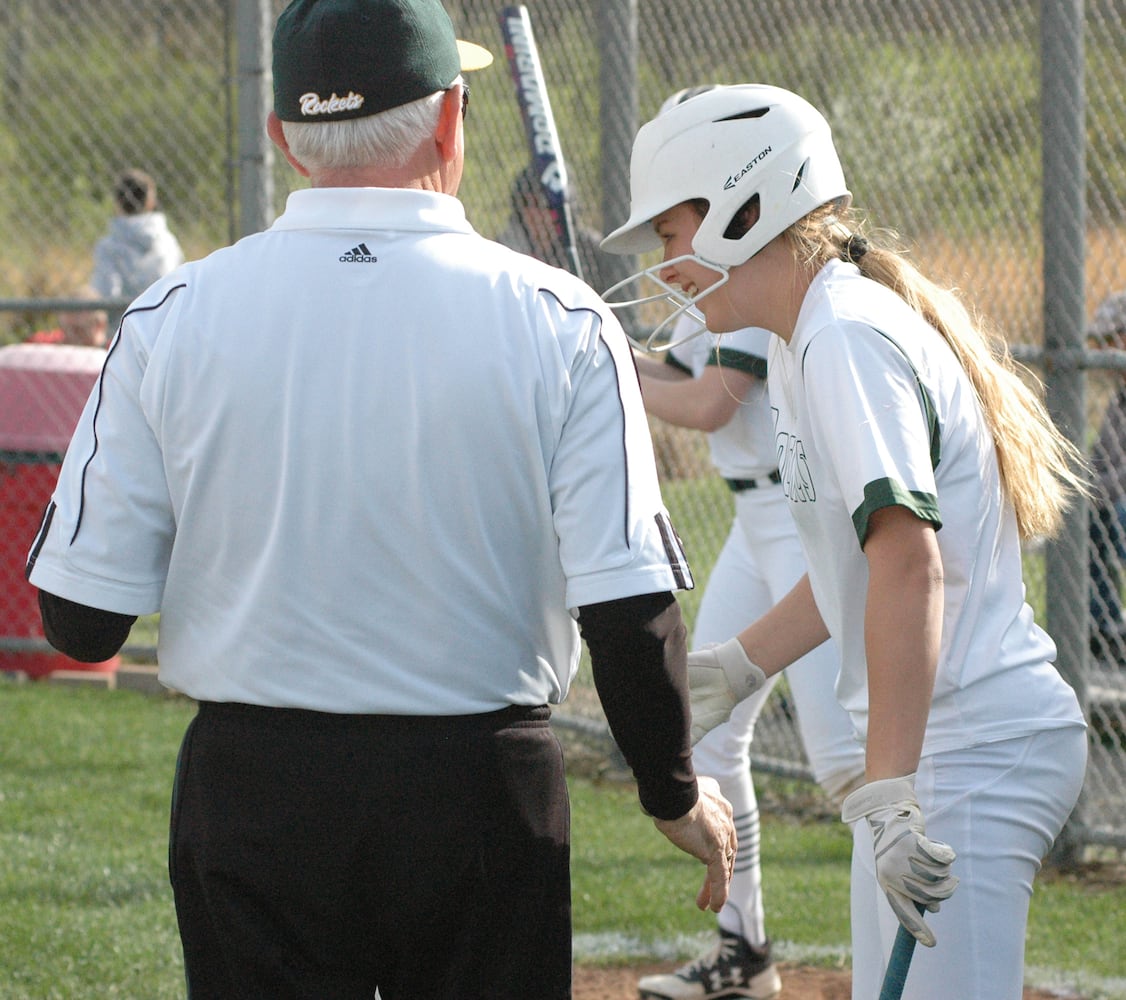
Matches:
[2,0,1125,857]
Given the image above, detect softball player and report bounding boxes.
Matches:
[634,313,863,1000]
[24,3,740,997]
[602,84,1088,1000]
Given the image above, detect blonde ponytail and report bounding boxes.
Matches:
[788,205,1088,540]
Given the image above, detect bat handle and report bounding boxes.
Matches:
[877,903,926,1000]
[565,243,584,283]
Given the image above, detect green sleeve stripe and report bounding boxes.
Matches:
[851,478,942,547]
[707,346,767,379]
[870,329,941,470]
[801,326,942,470]
[664,353,692,377]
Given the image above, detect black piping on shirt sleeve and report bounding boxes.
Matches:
[577,591,698,821]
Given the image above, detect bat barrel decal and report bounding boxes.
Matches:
[499,5,584,280]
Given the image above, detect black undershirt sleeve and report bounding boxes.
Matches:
[37,590,137,663]
[576,591,698,821]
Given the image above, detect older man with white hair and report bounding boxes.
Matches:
[26,1,736,997]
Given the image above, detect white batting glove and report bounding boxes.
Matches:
[686,638,767,745]
[841,775,959,948]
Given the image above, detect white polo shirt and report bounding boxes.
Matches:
[769,259,1083,754]
[29,187,692,714]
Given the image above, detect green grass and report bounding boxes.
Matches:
[0,682,1122,998]
[571,774,853,947]
[0,684,189,999]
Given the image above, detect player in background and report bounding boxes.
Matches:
[630,88,863,1000]
[602,84,1088,1000]
[634,306,864,1000]
[497,164,615,292]
[25,2,737,996]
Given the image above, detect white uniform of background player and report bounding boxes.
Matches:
[635,314,863,999]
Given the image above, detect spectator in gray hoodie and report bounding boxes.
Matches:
[92,168,185,327]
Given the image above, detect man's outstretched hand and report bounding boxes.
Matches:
[653,775,738,912]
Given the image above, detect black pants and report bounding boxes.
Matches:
[169,701,571,1000]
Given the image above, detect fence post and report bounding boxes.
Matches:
[598,0,638,304]
[1040,0,1087,868]
[236,0,275,238]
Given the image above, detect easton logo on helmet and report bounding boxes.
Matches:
[724,146,773,190]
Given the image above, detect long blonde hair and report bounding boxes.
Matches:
[787,203,1088,540]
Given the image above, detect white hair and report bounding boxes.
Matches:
[280,83,455,171]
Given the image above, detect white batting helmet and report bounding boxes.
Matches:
[601,84,851,268]
[658,84,722,116]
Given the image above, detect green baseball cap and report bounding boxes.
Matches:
[273,0,493,123]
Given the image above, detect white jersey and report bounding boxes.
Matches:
[667,323,776,480]
[29,187,692,715]
[769,259,1083,754]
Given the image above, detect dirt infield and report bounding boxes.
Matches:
[572,962,1071,999]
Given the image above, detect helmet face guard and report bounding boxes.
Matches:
[601,254,727,353]
[600,84,850,350]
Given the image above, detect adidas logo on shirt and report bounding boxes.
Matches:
[340,242,378,263]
